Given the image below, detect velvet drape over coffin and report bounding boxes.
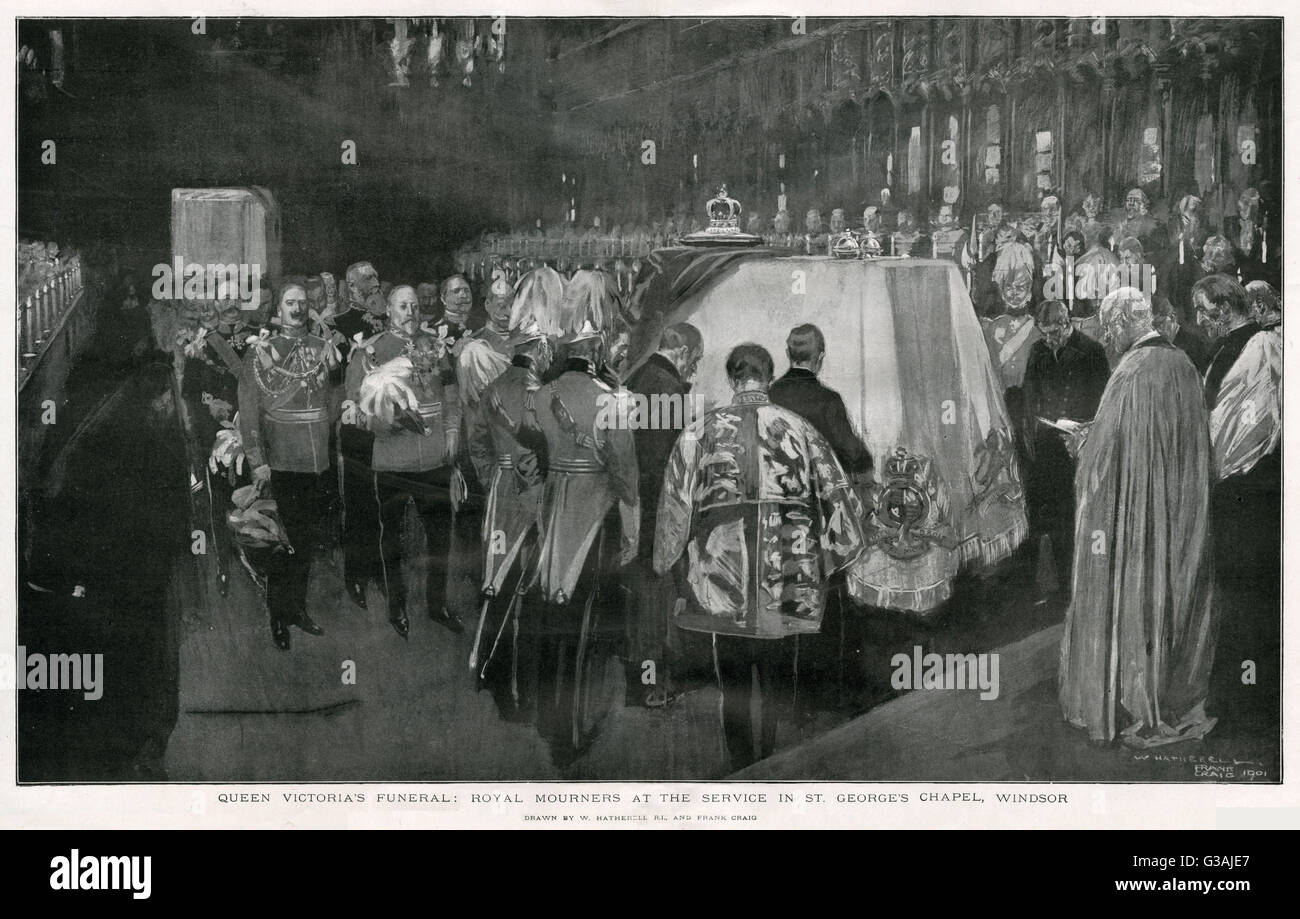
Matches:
[634,253,1027,612]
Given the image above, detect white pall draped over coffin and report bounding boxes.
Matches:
[651,255,1028,614]
[171,187,282,297]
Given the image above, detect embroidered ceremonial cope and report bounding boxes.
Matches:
[1059,338,1216,745]
[654,391,867,639]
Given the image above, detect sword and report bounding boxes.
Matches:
[468,594,492,672]
[570,538,604,750]
[571,585,599,750]
[480,588,524,681]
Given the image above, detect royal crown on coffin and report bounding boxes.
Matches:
[707,185,741,228]
[680,184,763,248]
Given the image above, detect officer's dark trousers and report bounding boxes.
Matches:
[715,634,798,772]
[535,531,614,759]
[477,536,539,722]
[206,467,237,584]
[374,465,454,614]
[340,425,379,586]
[267,470,333,625]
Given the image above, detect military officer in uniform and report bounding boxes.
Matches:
[238,279,343,650]
[330,261,388,609]
[463,274,515,356]
[183,297,260,597]
[467,323,552,719]
[448,275,518,622]
[345,285,465,639]
[432,273,479,350]
[529,322,639,763]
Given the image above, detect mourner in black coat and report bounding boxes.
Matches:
[767,323,873,711]
[621,322,703,706]
[768,325,873,479]
[1019,301,1110,599]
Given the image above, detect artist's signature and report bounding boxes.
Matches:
[1129,752,1271,781]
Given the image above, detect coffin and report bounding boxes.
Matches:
[632,251,1027,613]
[170,187,281,298]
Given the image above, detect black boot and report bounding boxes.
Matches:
[388,596,410,640]
[429,602,464,634]
[345,580,368,610]
[270,617,291,651]
[294,610,325,637]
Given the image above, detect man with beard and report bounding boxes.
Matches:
[467,324,553,721]
[1059,287,1216,748]
[1018,301,1109,603]
[1114,188,1168,268]
[530,322,639,764]
[621,322,703,708]
[331,261,388,609]
[346,285,465,639]
[1165,234,1236,332]
[238,279,342,650]
[1197,274,1263,411]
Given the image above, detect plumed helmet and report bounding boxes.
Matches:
[992,238,1034,282]
[456,338,511,405]
[511,265,566,335]
[557,269,620,339]
[506,321,548,350]
[558,318,603,346]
